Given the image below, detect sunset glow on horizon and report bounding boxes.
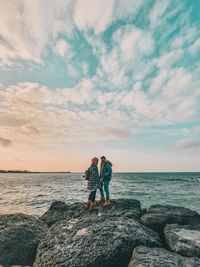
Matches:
[0,0,200,172]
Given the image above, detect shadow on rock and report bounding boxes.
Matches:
[0,213,48,267]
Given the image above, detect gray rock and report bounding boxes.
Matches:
[164,224,200,258]
[34,215,162,267]
[128,246,200,267]
[41,198,141,227]
[140,204,200,239]
[0,213,48,267]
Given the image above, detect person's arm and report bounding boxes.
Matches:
[91,164,99,182]
[104,164,112,178]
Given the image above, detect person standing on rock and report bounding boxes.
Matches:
[86,157,100,210]
[98,156,112,206]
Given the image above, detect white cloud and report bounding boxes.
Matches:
[133,82,141,91]
[172,139,200,149]
[171,27,196,49]
[149,69,168,93]
[1,68,200,146]
[149,0,171,28]
[162,67,192,99]
[188,38,200,55]
[119,26,154,61]
[21,124,40,135]
[0,0,73,65]
[74,0,115,34]
[193,126,200,133]
[73,0,143,35]
[114,0,142,20]
[0,81,131,144]
[67,64,79,78]
[97,92,115,105]
[82,63,89,75]
[156,49,183,70]
[133,61,155,81]
[54,39,69,56]
[100,48,129,89]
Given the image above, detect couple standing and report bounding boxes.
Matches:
[86,156,112,210]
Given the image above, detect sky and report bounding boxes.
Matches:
[0,0,200,172]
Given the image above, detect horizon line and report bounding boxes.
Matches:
[0,170,200,173]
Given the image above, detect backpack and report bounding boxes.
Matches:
[84,167,91,180]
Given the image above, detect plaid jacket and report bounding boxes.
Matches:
[87,163,100,191]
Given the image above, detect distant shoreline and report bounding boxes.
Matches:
[0,171,200,174]
[0,171,71,173]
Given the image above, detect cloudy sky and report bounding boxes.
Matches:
[0,0,200,172]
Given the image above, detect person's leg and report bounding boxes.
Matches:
[88,191,92,200]
[90,190,97,210]
[103,181,111,206]
[104,181,110,200]
[99,185,104,197]
[86,192,92,208]
[98,182,105,203]
[91,190,96,202]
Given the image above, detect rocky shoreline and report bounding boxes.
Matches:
[0,199,200,267]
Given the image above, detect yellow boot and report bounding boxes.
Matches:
[98,196,105,203]
[103,200,111,206]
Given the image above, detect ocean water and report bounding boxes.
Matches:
[0,172,199,217]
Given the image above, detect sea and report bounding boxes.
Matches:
[0,172,199,217]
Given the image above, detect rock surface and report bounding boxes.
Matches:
[128,246,200,267]
[0,213,48,267]
[34,215,162,267]
[140,204,200,239]
[164,224,200,258]
[41,198,141,227]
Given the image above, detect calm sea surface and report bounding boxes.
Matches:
[0,172,199,217]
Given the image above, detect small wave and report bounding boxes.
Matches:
[189,178,200,182]
[35,194,45,198]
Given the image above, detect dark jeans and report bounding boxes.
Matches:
[88,190,96,202]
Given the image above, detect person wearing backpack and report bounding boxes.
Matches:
[98,156,112,206]
[85,157,100,210]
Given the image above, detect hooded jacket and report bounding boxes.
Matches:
[100,160,112,182]
[87,163,100,191]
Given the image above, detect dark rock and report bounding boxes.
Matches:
[41,198,141,227]
[164,224,200,258]
[140,204,200,240]
[128,246,200,267]
[140,208,147,216]
[34,215,162,267]
[0,213,48,267]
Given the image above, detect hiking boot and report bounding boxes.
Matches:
[103,200,111,206]
[98,196,105,203]
[86,200,90,208]
[90,202,98,210]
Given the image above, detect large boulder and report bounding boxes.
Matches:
[41,198,141,227]
[164,224,200,258]
[140,204,200,239]
[34,215,162,267]
[128,246,200,267]
[0,213,48,267]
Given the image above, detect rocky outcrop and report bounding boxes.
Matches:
[140,204,200,240]
[164,224,200,258]
[41,198,141,227]
[0,213,48,267]
[128,246,200,267]
[1,200,199,267]
[34,214,162,267]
